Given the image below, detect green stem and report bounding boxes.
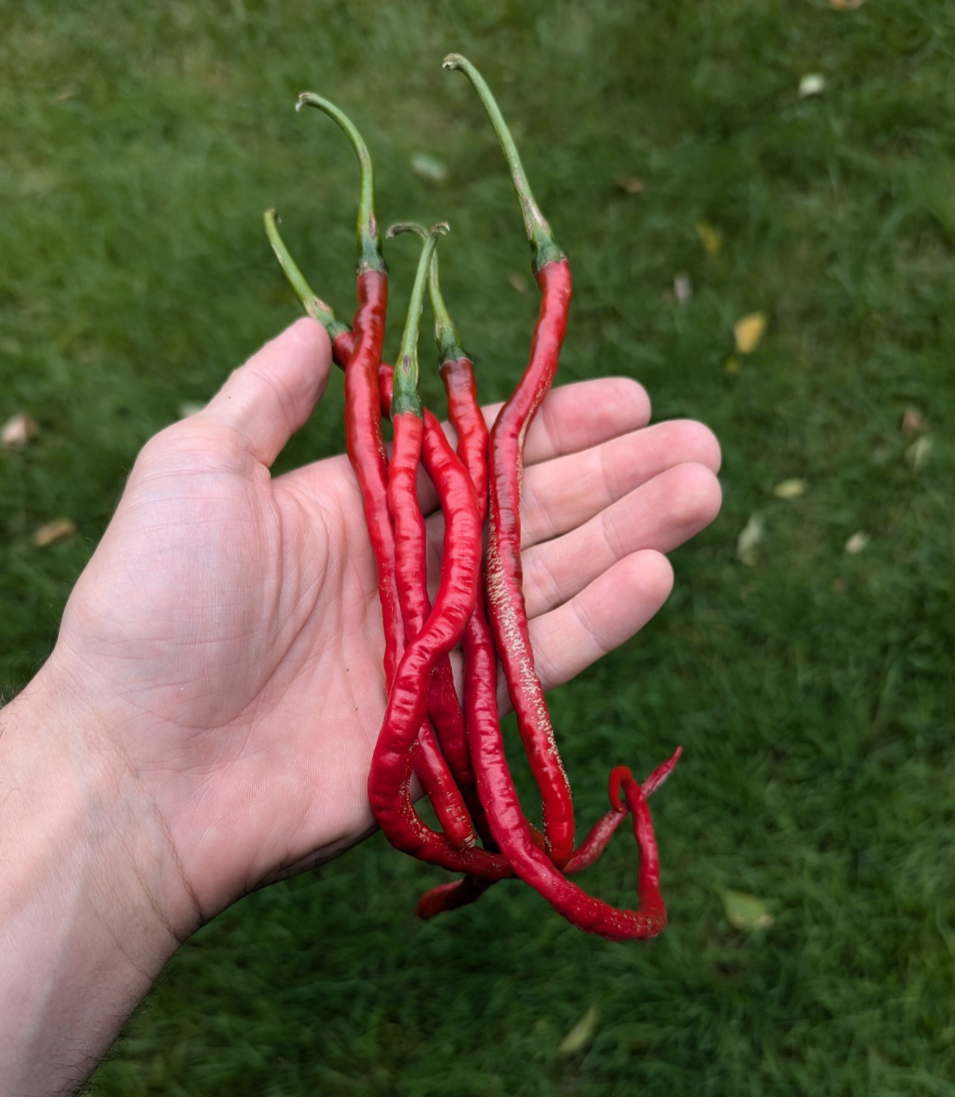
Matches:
[387,222,467,363]
[390,223,449,417]
[442,54,564,273]
[296,93,386,276]
[263,210,350,341]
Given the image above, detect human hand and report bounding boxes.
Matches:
[33,318,721,934]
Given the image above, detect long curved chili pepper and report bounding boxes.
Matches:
[383,223,475,849]
[280,104,474,849]
[444,54,576,867]
[266,207,683,918]
[267,207,492,851]
[421,263,681,916]
[387,222,495,844]
[364,223,514,879]
[268,208,513,878]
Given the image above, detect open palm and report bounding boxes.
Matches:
[48,319,721,928]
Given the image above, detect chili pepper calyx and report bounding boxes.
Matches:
[390,223,449,419]
[386,221,468,365]
[296,92,386,277]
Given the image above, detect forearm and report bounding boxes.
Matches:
[0,670,195,1096]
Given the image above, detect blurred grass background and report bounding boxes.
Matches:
[3,0,955,1093]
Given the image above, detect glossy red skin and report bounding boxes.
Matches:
[464,611,669,939]
[367,417,515,877]
[389,410,476,850]
[485,257,577,868]
[333,331,480,840]
[416,351,679,919]
[338,314,678,925]
[342,274,399,681]
[334,322,480,849]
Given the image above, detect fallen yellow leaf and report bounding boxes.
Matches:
[674,273,692,305]
[905,436,933,471]
[410,152,448,185]
[558,1005,599,1056]
[614,175,645,194]
[798,74,826,98]
[734,311,768,354]
[737,514,764,566]
[33,518,77,547]
[720,889,774,931]
[773,478,807,500]
[696,221,723,256]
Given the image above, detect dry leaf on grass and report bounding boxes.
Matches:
[830,0,865,9]
[905,436,933,471]
[901,407,925,436]
[773,478,807,500]
[798,74,826,98]
[696,221,723,256]
[674,273,692,305]
[737,514,764,566]
[844,531,870,555]
[410,152,448,185]
[720,889,774,931]
[734,312,768,354]
[1,413,39,447]
[507,272,529,294]
[614,175,645,194]
[558,1005,599,1056]
[33,518,77,547]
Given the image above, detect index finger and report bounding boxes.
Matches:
[482,376,652,466]
[417,376,651,515]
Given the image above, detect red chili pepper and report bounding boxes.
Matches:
[275,107,475,850]
[386,222,496,845]
[385,222,476,850]
[364,223,512,878]
[444,55,576,868]
[267,210,682,917]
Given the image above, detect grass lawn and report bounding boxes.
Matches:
[3,1,955,1093]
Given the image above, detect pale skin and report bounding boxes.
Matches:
[0,318,722,1096]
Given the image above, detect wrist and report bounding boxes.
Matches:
[0,667,200,1094]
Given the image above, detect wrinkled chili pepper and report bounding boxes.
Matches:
[444,54,576,868]
[282,103,474,849]
[386,222,496,848]
[267,209,682,915]
[363,222,512,878]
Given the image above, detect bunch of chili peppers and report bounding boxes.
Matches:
[265,56,682,942]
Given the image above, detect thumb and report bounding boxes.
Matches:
[199,318,333,467]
